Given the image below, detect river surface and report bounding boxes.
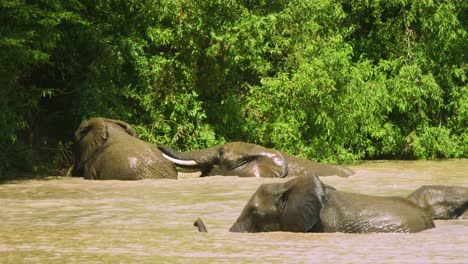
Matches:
[1,160,467,263]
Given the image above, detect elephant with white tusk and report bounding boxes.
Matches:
[71,117,197,180]
[158,142,355,178]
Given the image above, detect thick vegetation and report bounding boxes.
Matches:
[1,0,466,175]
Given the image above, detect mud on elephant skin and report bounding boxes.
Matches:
[158,142,354,178]
[408,185,468,220]
[229,174,434,233]
[72,117,196,180]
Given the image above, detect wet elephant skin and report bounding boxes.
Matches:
[408,185,468,220]
[158,142,354,178]
[72,117,177,180]
[229,174,435,233]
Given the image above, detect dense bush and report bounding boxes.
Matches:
[0,0,466,175]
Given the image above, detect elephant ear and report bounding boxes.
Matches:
[222,142,288,178]
[73,118,108,172]
[104,118,138,137]
[279,174,327,232]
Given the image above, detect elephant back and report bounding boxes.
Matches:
[74,117,177,180]
[85,137,177,180]
[320,190,434,233]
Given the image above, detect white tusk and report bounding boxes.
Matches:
[161,152,198,166]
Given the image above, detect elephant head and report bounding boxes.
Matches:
[408,185,468,220]
[72,117,196,180]
[229,174,327,232]
[73,118,135,174]
[158,142,354,178]
[230,174,435,233]
[159,142,288,178]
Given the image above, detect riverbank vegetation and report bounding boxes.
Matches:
[1,0,466,175]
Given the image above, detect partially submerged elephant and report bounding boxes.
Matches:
[229,174,434,233]
[158,142,354,178]
[408,185,468,220]
[72,117,196,180]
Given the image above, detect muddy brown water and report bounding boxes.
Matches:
[1,160,467,263]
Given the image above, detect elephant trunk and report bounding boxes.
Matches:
[194,218,208,233]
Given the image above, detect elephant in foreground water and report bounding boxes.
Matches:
[158,142,354,178]
[228,174,434,233]
[408,185,468,220]
[72,117,196,180]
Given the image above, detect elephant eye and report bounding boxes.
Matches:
[252,208,268,220]
[251,207,258,215]
[250,208,261,218]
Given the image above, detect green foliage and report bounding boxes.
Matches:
[51,141,73,167]
[1,0,466,175]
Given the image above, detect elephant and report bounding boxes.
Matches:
[72,117,197,180]
[229,174,435,233]
[408,185,468,220]
[157,142,355,178]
